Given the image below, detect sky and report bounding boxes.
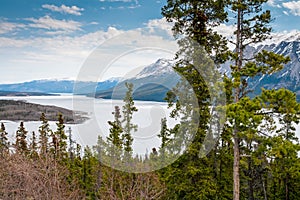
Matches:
[0,0,300,83]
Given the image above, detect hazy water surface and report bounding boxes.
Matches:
[1,94,299,155]
[0,94,177,155]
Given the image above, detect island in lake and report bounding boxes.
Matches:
[0,100,87,124]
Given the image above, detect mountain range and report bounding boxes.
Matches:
[94,59,180,101]
[1,32,300,101]
[247,32,300,98]
[0,79,119,94]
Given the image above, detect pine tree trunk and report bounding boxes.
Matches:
[233,136,240,200]
[285,175,289,200]
[233,2,242,199]
[248,157,254,200]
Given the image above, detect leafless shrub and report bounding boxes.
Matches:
[0,154,83,200]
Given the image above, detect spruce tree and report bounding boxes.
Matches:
[259,88,300,199]
[50,113,67,159]
[15,122,28,154]
[121,82,138,159]
[162,0,229,63]
[39,113,51,157]
[161,1,229,198]
[0,122,9,155]
[29,131,38,158]
[157,118,169,158]
[107,106,123,164]
[67,127,75,160]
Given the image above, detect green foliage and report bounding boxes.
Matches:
[15,122,28,154]
[107,106,123,148]
[29,131,38,158]
[0,123,9,155]
[121,82,138,156]
[39,112,51,157]
[107,105,123,168]
[162,0,229,64]
[160,0,298,200]
[258,88,300,199]
[50,113,67,159]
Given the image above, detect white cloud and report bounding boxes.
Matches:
[212,23,236,49]
[0,22,179,83]
[213,23,235,38]
[267,0,282,8]
[109,4,141,9]
[146,18,173,36]
[90,22,99,25]
[42,4,84,16]
[0,27,122,83]
[25,15,82,32]
[0,21,25,34]
[268,0,276,6]
[283,11,289,15]
[283,1,300,16]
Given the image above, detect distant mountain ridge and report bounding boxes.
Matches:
[0,78,120,94]
[245,32,300,99]
[1,32,300,102]
[94,59,180,101]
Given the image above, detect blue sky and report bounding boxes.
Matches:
[0,0,299,83]
[0,0,166,36]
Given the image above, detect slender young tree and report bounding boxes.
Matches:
[0,123,9,155]
[121,82,138,158]
[15,122,28,154]
[107,106,123,164]
[108,106,123,149]
[29,131,38,158]
[38,113,51,157]
[67,127,75,160]
[157,118,169,156]
[50,113,67,159]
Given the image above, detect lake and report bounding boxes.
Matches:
[1,94,299,156]
[0,94,177,155]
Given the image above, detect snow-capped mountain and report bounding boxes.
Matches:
[95,33,300,101]
[246,34,300,98]
[215,32,300,100]
[135,58,176,79]
[1,32,300,101]
[95,59,180,101]
[253,31,300,48]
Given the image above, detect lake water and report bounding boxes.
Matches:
[0,94,177,155]
[1,95,299,155]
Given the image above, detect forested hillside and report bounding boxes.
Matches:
[0,100,87,123]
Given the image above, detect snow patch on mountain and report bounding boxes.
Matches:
[135,58,176,79]
[253,30,300,48]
